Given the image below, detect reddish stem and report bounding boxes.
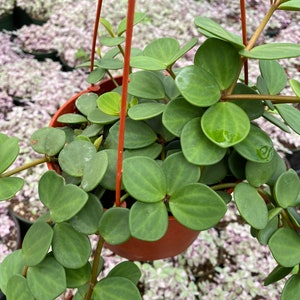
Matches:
[240,0,248,85]
[115,0,136,207]
[90,0,103,75]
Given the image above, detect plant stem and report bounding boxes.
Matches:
[84,235,105,300]
[222,94,300,103]
[0,157,50,178]
[115,0,136,207]
[240,0,248,85]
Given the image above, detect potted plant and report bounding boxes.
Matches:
[1,0,300,299]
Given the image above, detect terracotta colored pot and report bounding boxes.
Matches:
[48,76,200,261]
[105,217,199,261]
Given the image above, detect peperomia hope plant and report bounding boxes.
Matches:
[1,0,300,299]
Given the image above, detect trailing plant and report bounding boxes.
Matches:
[1,0,300,299]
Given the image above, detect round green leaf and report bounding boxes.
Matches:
[169,183,227,230]
[199,158,228,185]
[257,216,279,245]
[87,68,106,84]
[0,177,24,201]
[58,140,97,177]
[81,151,109,192]
[245,151,280,187]
[128,102,165,120]
[276,104,300,135]
[27,256,66,300]
[259,60,287,95]
[162,151,201,194]
[38,171,89,222]
[234,182,268,229]
[181,118,226,165]
[30,127,66,156]
[274,169,300,208]
[281,274,300,300]
[97,92,122,116]
[128,71,165,99]
[93,277,142,300]
[194,38,240,90]
[81,123,103,138]
[175,65,221,107]
[130,56,166,71]
[194,17,243,48]
[125,143,162,159]
[269,227,300,267]
[144,38,180,65]
[201,102,250,148]
[234,124,275,162]
[0,135,19,173]
[52,223,91,269]
[88,107,120,125]
[264,265,293,286]
[99,36,125,46]
[98,207,131,245]
[0,250,25,294]
[69,193,104,235]
[65,263,91,288]
[57,113,88,124]
[239,43,300,59]
[22,222,53,266]
[129,201,168,241]
[109,119,157,149]
[76,92,98,116]
[122,156,167,203]
[107,261,141,285]
[6,275,34,300]
[162,97,204,136]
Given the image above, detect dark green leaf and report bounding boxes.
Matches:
[264,265,292,286]
[234,182,268,229]
[234,124,275,163]
[259,60,287,95]
[109,119,157,149]
[76,92,98,116]
[93,277,142,300]
[0,250,25,294]
[22,222,53,266]
[181,117,226,165]
[279,1,300,11]
[65,263,91,288]
[169,183,227,230]
[81,151,109,192]
[162,151,200,194]
[162,97,203,137]
[175,65,221,107]
[276,104,300,134]
[58,140,97,177]
[0,135,19,173]
[129,71,165,99]
[98,208,131,245]
[128,103,165,120]
[69,193,104,235]
[201,102,250,148]
[87,68,106,84]
[6,275,34,300]
[107,261,141,285]
[240,43,300,59]
[281,274,300,300]
[122,156,167,203]
[268,227,300,267]
[0,177,24,201]
[27,256,66,300]
[274,169,300,208]
[129,201,168,241]
[194,38,240,90]
[57,113,87,124]
[52,223,91,269]
[38,171,88,222]
[194,17,243,48]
